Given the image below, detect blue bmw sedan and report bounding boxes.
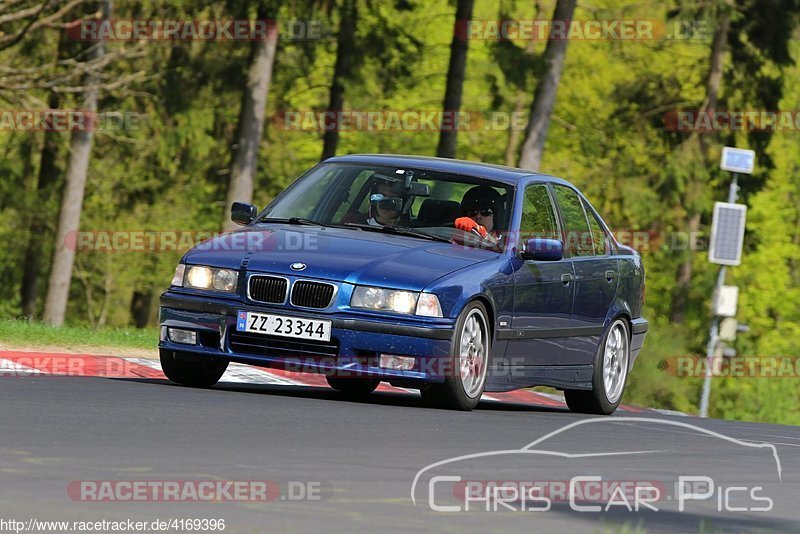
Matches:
[159,154,648,413]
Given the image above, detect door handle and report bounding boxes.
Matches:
[605,270,616,282]
[561,273,573,285]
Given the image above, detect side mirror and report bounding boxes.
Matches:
[521,238,563,261]
[231,202,258,226]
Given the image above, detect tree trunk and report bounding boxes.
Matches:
[669,212,701,323]
[320,0,357,161]
[503,24,538,167]
[130,290,152,329]
[700,11,730,115]
[436,0,475,159]
[223,4,278,230]
[20,91,61,319]
[518,0,577,171]
[42,1,110,327]
[669,9,730,323]
[504,93,527,166]
[97,256,113,327]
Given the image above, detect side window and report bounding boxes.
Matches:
[520,184,559,240]
[583,200,608,256]
[552,185,594,257]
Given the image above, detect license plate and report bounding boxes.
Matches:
[236,311,331,342]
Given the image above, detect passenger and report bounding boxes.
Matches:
[454,185,504,245]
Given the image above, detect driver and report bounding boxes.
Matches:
[454,185,504,245]
[367,174,404,226]
[340,173,407,226]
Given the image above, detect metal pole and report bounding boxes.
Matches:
[726,173,739,204]
[699,172,738,418]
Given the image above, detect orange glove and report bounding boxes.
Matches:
[455,217,488,238]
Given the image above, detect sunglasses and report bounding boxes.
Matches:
[468,208,494,217]
[370,193,402,211]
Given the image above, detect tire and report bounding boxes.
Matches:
[564,318,630,415]
[159,349,228,388]
[425,301,491,411]
[326,376,380,397]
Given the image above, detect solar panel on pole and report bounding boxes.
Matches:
[720,147,755,174]
[708,202,747,266]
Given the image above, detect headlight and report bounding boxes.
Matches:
[186,266,213,288]
[184,265,239,293]
[350,286,442,317]
[212,269,237,292]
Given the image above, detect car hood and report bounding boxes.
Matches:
[184,225,499,291]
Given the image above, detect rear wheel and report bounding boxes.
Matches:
[159,349,228,388]
[326,376,380,397]
[424,301,490,411]
[564,318,630,415]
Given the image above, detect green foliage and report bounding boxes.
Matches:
[625,323,701,414]
[710,42,800,424]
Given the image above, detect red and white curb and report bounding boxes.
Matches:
[0,351,683,414]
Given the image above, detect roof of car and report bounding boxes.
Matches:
[324,154,571,187]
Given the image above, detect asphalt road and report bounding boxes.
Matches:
[1,375,799,533]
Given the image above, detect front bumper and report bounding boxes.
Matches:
[158,292,455,383]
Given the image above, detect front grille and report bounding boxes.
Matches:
[229,330,339,359]
[291,281,335,309]
[249,275,288,303]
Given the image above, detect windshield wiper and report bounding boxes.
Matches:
[344,223,451,243]
[396,227,454,243]
[259,217,337,228]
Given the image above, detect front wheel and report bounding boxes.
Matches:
[564,318,630,415]
[159,349,229,388]
[424,301,490,410]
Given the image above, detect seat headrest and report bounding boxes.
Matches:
[416,199,462,227]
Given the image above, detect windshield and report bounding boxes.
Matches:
[260,163,513,251]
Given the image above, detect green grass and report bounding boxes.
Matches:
[0,319,157,350]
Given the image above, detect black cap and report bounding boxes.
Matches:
[461,185,501,213]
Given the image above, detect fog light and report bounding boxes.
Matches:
[379,354,415,371]
[168,328,197,345]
